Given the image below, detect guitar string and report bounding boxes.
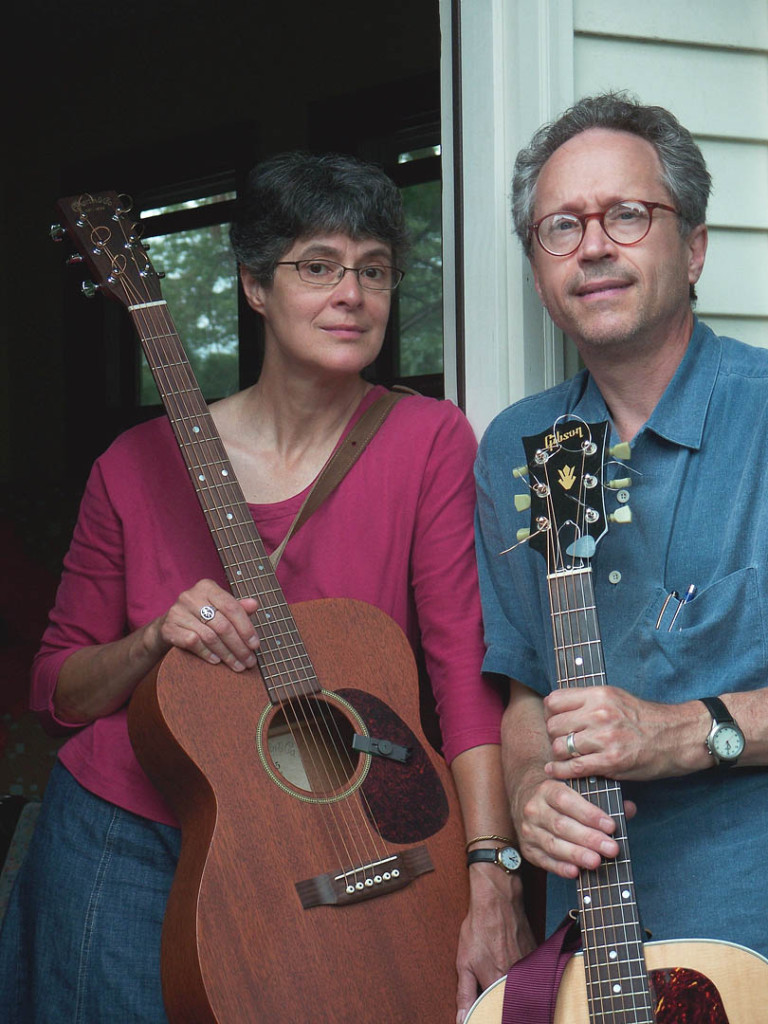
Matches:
[544,449,614,1023]
[541,451,606,1020]
[569,447,651,1022]
[542,435,653,1023]
[134,296,378,869]
[86,209,390,885]
[130,293,383,879]
[582,457,653,1023]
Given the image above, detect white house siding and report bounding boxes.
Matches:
[446,0,768,436]
[573,0,768,348]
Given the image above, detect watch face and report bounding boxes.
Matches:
[712,724,745,761]
[498,847,521,872]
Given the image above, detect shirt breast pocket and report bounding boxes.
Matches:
[638,566,768,702]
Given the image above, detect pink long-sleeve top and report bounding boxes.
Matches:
[31,387,504,825]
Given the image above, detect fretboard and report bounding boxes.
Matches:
[129,298,319,704]
[549,567,655,1023]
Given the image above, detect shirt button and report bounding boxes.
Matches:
[608,570,622,585]
[616,489,630,504]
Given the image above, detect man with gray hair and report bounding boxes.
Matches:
[475,93,768,960]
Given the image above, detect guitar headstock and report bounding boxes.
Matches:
[52,192,163,308]
[514,418,628,570]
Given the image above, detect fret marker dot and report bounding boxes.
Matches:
[193,425,200,433]
[609,950,617,960]
[613,984,622,994]
[258,564,264,571]
[198,474,206,482]
[236,570,242,576]
[226,513,233,520]
[575,656,583,666]
[622,890,630,900]
[221,469,228,477]
[583,895,591,905]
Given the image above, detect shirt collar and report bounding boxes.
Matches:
[644,318,721,450]
[573,318,721,452]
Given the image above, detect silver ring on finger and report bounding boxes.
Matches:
[565,731,580,758]
[200,605,216,623]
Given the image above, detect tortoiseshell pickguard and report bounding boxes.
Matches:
[652,966,728,1023]
[337,687,449,845]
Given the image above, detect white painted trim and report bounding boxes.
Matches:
[439,0,459,406]
[441,0,575,438]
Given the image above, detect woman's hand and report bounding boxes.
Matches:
[455,863,535,1023]
[54,580,260,724]
[157,579,260,672]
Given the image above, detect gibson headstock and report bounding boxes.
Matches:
[512,418,631,570]
[51,191,163,308]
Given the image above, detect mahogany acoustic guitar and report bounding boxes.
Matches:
[53,191,469,1023]
[466,418,768,1023]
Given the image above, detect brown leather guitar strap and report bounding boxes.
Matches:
[269,389,410,569]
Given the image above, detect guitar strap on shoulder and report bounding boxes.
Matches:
[500,914,581,1024]
[269,389,409,569]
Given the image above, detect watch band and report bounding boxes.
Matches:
[699,696,733,723]
[466,848,500,869]
[466,846,521,873]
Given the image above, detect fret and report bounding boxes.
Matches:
[561,669,604,685]
[551,601,598,616]
[267,675,318,695]
[143,356,191,370]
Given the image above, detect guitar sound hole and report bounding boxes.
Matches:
[265,695,360,796]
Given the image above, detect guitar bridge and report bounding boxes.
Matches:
[295,845,433,909]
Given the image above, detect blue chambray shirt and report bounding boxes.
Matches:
[476,319,768,953]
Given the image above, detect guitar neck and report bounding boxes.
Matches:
[52,190,321,705]
[549,568,655,1023]
[129,299,318,703]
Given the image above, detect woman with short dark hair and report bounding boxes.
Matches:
[0,152,533,1022]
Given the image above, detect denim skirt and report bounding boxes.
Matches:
[0,760,181,1023]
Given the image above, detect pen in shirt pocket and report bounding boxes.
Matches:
[655,590,678,629]
[667,583,697,631]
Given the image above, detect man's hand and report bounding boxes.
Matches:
[512,771,636,879]
[542,685,705,781]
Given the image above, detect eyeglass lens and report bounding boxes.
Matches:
[296,259,400,290]
[537,201,654,255]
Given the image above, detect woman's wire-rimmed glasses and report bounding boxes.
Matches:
[276,259,405,291]
[530,199,679,256]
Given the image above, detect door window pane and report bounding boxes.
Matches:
[139,222,238,403]
[399,179,443,376]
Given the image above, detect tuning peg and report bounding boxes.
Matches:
[66,254,84,266]
[606,476,632,490]
[50,224,65,242]
[512,465,529,479]
[514,494,531,512]
[609,442,631,461]
[80,280,100,298]
[609,506,632,525]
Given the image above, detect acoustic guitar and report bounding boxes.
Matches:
[53,191,469,1023]
[466,418,768,1023]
